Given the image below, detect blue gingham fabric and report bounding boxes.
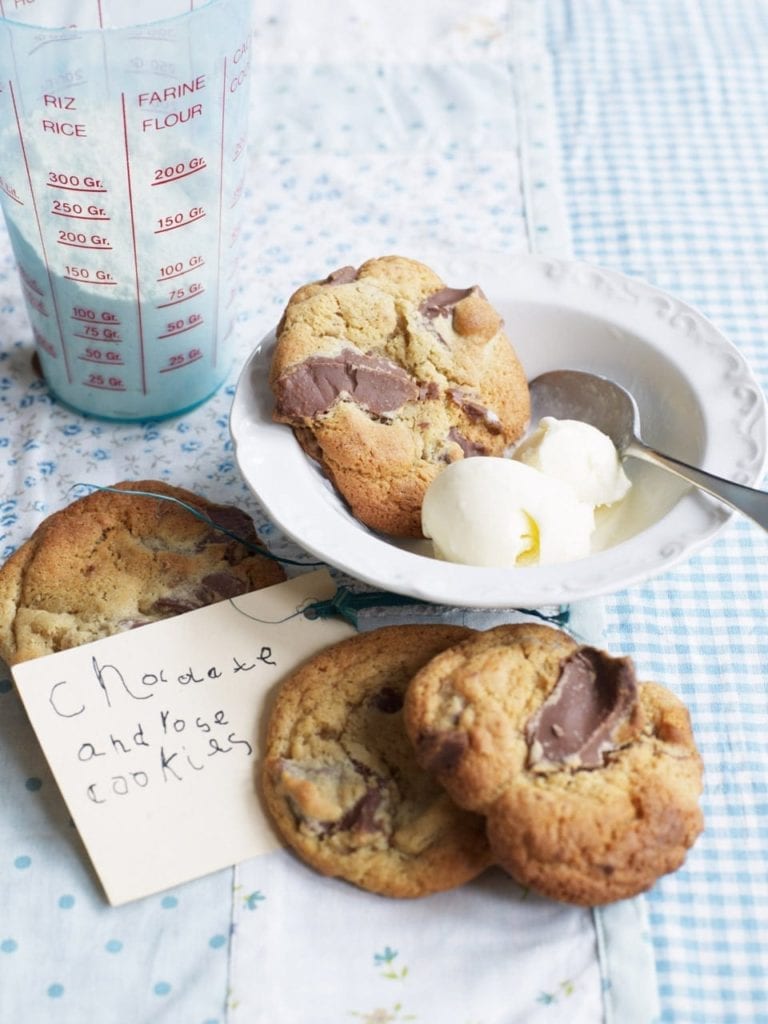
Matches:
[550,2,768,1021]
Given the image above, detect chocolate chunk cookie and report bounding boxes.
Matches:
[269,255,530,536]
[404,623,704,905]
[0,481,285,665]
[262,624,493,897]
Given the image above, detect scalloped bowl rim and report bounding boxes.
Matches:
[230,255,768,608]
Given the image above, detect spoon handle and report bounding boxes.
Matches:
[626,440,768,531]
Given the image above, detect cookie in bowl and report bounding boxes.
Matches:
[262,624,493,897]
[404,622,704,905]
[269,255,530,537]
[0,480,285,665]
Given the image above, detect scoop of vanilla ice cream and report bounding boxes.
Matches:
[513,416,631,506]
[421,457,595,568]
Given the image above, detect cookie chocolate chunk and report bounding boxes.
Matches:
[524,646,638,771]
[269,255,530,536]
[262,624,493,898]
[404,623,704,905]
[276,348,420,419]
[0,480,285,665]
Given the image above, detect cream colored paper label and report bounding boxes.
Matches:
[12,569,355,906]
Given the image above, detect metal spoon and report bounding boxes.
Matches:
[528,369,768,531]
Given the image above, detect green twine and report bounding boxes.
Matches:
[70,483,572,631]
[521,606,571,629]
[302,585,570,631]
[230,586,570,631]
[303,585,425,628]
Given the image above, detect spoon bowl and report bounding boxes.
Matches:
[530,369,768,532]
[529,369,641,453]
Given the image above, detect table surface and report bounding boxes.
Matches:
[1,2,767,1022]
[553,4,768,1022]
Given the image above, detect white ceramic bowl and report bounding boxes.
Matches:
[230,255,767,607]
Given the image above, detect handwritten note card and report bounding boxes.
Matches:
[13,569,355,906]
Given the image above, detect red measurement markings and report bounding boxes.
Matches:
[53,211,110,221]
[22,282,48,316]
[22,278,44,298]
[156,258,205,282]
[151,158,207,186]
[33,328,57,359]
[79,347,124,364]
[17,266,43,295]
[232,136,246,163]
[213,51,228,372]
[229,175,245,210]
[47,183,108,193]
[64,275,116,285]
[154,207,206,234]
[57,230,112,250]
[52,199,109,220]
[10,80,72,384]
[18,270,47,317]
[228,221,242,249]
[46,173,107,194]
[156,284,205,309]
[73,328,122,342]
[59,241,113,250]
[159,348,203,373]
[0,176,23,205]
[158,314,203,340]
[64,268,116,285]
[71,310,121,324]
[83,373,126,391]
[53,208,109,224]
